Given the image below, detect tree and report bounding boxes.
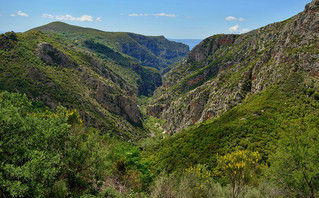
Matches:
[269,122,319,198]
[0,92,70,197]
[217,149,261,198]
[0,91,109,197]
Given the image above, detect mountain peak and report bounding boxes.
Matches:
[305,0,319,12]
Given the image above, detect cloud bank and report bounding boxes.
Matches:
[42,14,101,22]
[56,14,94,22]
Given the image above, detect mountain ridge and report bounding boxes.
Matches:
[31,21,189,71]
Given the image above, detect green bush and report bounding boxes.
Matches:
[0,91,110,197]
[268,122,319,198]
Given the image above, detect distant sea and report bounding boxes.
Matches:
[168,39,203,50]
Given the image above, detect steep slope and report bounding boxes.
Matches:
[148,0,319,134]
[0,31,145,140]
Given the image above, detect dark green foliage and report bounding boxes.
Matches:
[110,144,153,191]
[84,39,132,66]
[314,92,319,100]
[268,122,319,198]
[138,67,162,96]
[0,31,18,50]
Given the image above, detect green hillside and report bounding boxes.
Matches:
[0,30,146,140]
[31,21,189,71]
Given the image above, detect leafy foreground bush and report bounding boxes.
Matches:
[268,121,319,198]
[0,91,153,197]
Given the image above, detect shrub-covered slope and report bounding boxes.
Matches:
[148,0,319,134]
[145,82,319,172]
[0,31,145,140]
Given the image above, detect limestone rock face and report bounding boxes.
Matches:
[94,80,142,126]
[188,35,237,62]
[37,43,76,68]
[148,0,319,134]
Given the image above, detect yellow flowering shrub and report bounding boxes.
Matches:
[217,150,261,198]
[32,108,83,125]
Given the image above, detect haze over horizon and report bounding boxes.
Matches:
[0,0,311,39]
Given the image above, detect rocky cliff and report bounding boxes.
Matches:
[148,0,319,134]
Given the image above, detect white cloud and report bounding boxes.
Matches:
[225,16,236,21]
[128,13,176,18]
[56,14,94,22]
[228,25,250,34]
[229,25,240,33]
[240,28,250,34]
[17,11,29,17]
[225,16,245,21]
[10,14,16,17]
[96,17,102,22]
[42,14,54,19]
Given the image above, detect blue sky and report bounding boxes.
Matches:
[0,0,311,39]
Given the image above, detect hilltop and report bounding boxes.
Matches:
[32,22,189,71]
